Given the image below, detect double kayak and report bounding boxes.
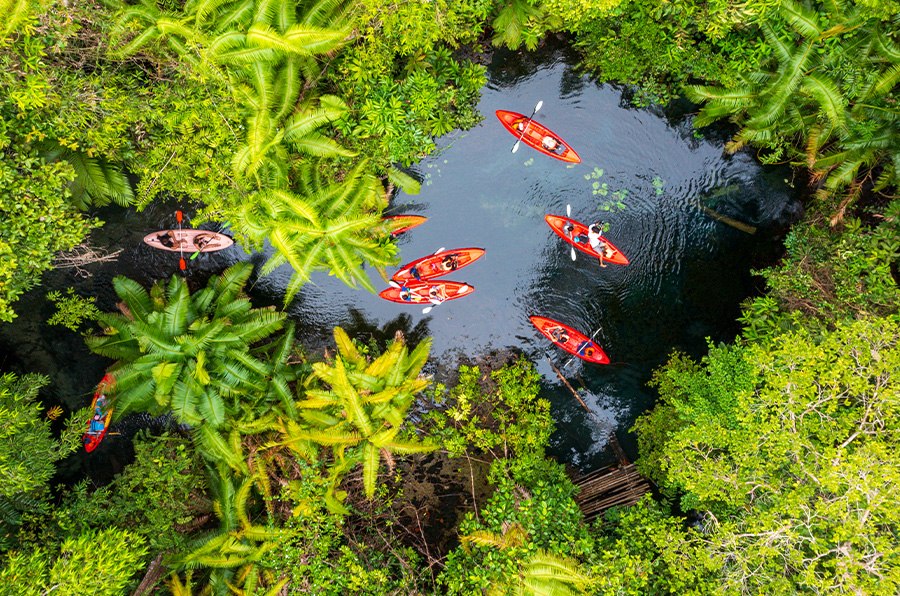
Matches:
[530,316,610,365]
[544,214,629,266]
[380,280,474,305]
[392,248,485,283]
[143,229,234,253]
[383,214,427,236]
[83,374,115,453]
[496,109,581,164]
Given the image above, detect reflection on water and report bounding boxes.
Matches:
[0,45,800,476]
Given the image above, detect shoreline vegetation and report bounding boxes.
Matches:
[1,0,897,594]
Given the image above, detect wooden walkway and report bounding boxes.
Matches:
[573,462,652,520]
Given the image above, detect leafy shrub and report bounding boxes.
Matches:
[0,528,148,596]
[425,357,554,459]
[50,431,209,554]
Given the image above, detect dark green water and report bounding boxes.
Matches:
[0,46,800,476]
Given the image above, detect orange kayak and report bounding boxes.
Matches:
[392,248,485,283]
[530,316,609,365]
[380,280,474,305]
[496,109,581,163]
[83,374,115,452]
[544,214,629,266]
[143,229,234,253]
[383,214,427,236]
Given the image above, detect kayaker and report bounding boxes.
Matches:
[588,223,615,267]
[542,136,566,155]
[440,254,459,272]
[89,414,105,435]
[564,222,590,244]
[399,287,414,302]
[549,326,570,344]
[193,233,214,250]
[95,394,107,417]
[428,285,447,305]
[156,230,177,248]
[577,340,596,358]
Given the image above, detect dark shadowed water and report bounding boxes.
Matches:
[0,46,800,478]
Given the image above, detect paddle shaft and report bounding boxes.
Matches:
[562,325,604,369]
[176,210,186,271]
[512,101,543,153]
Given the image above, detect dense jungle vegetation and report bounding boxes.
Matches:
[0,0,897,593]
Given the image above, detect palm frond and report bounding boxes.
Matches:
[287,132,356,157]
[211,262,254,305]
[746,43,813,128]
[780,0,822,38]
[112,276,154,320]
[362,442,379,497]
[272,57,301,121]
[387,167,421,195]
[195,424,247,473]
[800,74,847,130]
[1,0,32,41]
[760,22,791,63]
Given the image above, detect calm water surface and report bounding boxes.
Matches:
[0,47,799,474]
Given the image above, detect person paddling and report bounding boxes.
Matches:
[587,223,614,267]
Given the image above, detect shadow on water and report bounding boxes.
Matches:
[0,44,802,482]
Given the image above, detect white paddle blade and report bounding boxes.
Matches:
[571,247,577,261]
[566,203,571,216]
[455,284,472,296]
[434,247,446,254]
[388,280,401,289]
[511,142,520,153]
[535,100,543,112]
[422,306,433,314]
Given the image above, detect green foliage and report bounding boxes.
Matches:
[588,496,717,595]
[0,1,174,321]
[687,1,899,211]
[279,327,434,505]
[0,528,148,596]
[741,202,900,337]
[0,152,93,322]
[334,49,486,167]
[107,0,422,296]
[261,473,424,594]
[46,288,100,332]
[238,161,401,301]
[51,431,209,554]
[569,0,771,105]
[634,318,900,593]
[85,262,286,433]
[438,457,595,594]
[425,357,553,459]
[0,372,82,551]
[329,1,487,167]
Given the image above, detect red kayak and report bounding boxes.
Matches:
[544,214,629,266]
[83,374,115,452]
[530,316,610,365]
[496,110,581,163]
[392,248,485,283]
[380,280,474,305]
[383,214,427,236]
